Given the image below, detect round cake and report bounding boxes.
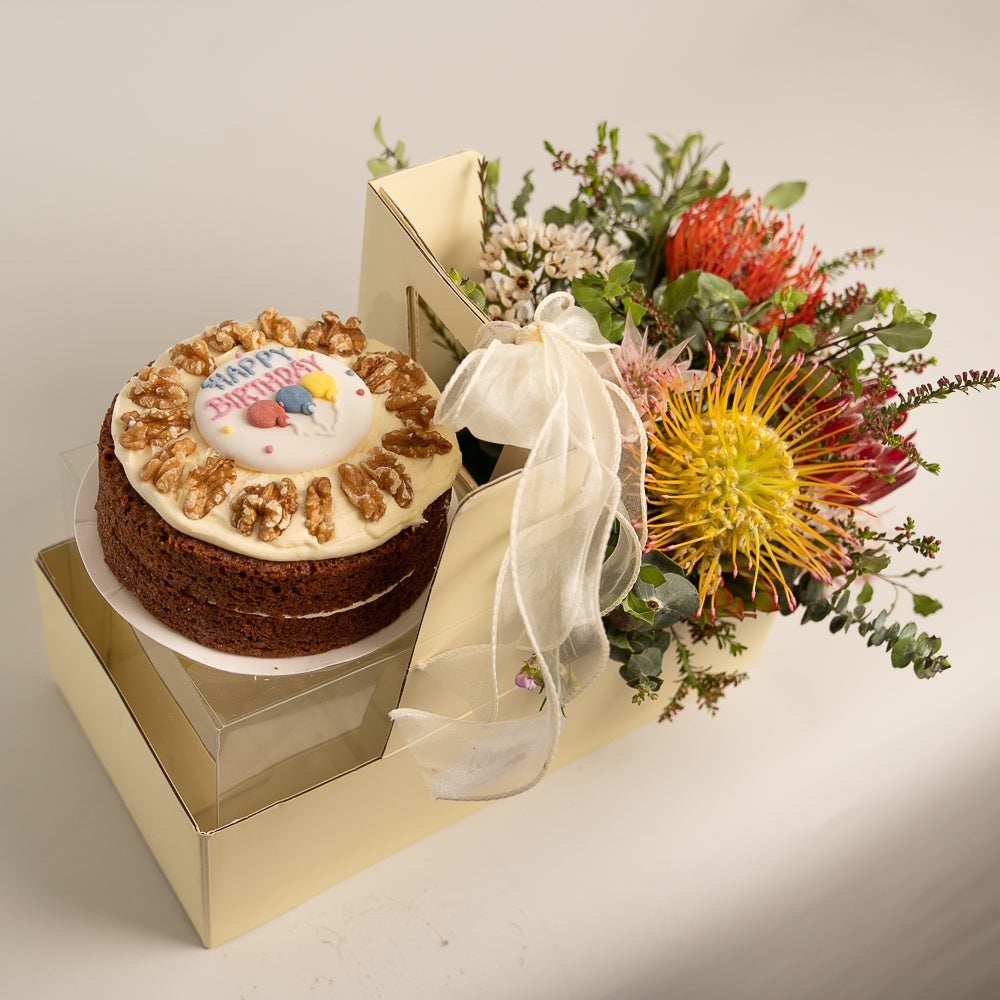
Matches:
[95,308,462,657]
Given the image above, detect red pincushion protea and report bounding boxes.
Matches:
[813,384,919,504]
[665,191,827,332]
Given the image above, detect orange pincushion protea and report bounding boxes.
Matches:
[645,339,872,617]
[665,191,827,332]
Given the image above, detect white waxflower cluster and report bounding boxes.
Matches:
[479,217,623,322]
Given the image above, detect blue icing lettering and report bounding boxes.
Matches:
[204,368,239,388]
[223,363,246,385]
[262,346,294,368]
[203,348,296,387]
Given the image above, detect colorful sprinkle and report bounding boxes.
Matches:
[223,425,232,434]
[265,444,275,454]
[356,388,365,396]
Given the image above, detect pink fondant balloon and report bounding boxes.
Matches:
[247,399,289,428]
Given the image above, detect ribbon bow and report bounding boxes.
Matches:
[389,292,647,800]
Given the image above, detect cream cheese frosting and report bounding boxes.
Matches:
[111,317,461,562]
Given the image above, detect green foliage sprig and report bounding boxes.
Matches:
[790,516,950,678]
[367,117,409,177]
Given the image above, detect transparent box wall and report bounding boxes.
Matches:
[59,444,416,830]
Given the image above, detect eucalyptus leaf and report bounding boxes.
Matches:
[763,180,807,210]
[913,594,943,616]
[695,272,749,312]
[891,635,916,669]
[858,551,892,574]
[786,323,816,349]
[838,302,877,338]
[876,321,933,352]
[619,647,664,692]
[638,564,667,588]
[655,271,702,315]
[633,558,699,628]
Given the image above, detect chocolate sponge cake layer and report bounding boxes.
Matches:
[96,406,450,657]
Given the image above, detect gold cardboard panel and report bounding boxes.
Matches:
[37,151,773,946]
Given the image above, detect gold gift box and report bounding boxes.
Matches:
[36,151,768,947]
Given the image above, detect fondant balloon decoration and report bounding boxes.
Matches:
[300,371,339,402]
[247,399,289,428]
[275,384,316,415]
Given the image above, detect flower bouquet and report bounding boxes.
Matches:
[371,121,998,722]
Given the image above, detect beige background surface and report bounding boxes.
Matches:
[4,0,1000,997]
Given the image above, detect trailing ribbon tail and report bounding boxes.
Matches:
[389,293,647,800]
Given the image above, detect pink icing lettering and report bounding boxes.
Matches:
[273,367,295,387]
[232,386,255,408]
[206,396,234,419]
[257,370,282,394]
[291,354,322,377]
[224,391,244,411]
[241,380,265,403]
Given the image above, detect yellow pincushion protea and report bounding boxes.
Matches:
[646,338,872,616]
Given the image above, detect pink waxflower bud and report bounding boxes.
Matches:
[515,670,539,691]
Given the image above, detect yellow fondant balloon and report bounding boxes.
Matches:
[300,371,338,402]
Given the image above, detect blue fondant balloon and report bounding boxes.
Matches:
[275,385,316,415]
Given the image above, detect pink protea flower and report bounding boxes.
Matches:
[616,315,703,416]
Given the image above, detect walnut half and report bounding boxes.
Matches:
[381,427,453,458]
[183,455,237,520]
[169,338,215,377]
[205,320,267,354]
[360,448,413,508]
[257,308,298,347]
[230,478,299,542]
[338,463,386,522]
[353,350,427,394]
[385,391,437,429]
[301,312,367,356]
[118,406,191,450]
[305,477,335,544]
[128,365,188,408]
[139,436,197,495]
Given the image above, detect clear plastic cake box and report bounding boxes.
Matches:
[33,151,672,948]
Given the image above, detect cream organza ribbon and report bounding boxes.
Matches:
[389,292,648,800]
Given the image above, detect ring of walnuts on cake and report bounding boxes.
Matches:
[96,308,462,658]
